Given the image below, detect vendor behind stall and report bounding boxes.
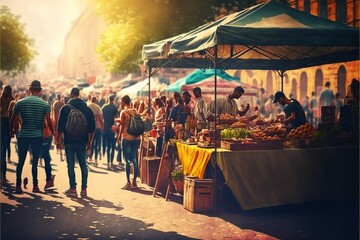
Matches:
[206,86,252,122]
[273,91,306,130]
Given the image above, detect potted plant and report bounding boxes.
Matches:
[171,164,184,194]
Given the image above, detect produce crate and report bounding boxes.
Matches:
[221,139,284,150]
[183,176,214,213]
[143,156,161,187]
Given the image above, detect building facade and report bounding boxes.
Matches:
[236,0,359,101]
[58,4,106,84]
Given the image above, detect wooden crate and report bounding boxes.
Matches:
[183,176,214,213]
[144,156,161,187]
[221,140,284,150]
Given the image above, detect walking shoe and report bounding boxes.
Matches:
[64,188,77,197]
[80,188,87,197]
[15,184,23,194]
[23,177,28,189]
[44,175,55,191]
[121,183,132,190]
[131,182,138,189]
[33,185,40,193]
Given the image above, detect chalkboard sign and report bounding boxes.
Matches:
[321,106,335,127]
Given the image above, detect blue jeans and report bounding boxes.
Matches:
[121,139,140,183]
[102,130,115,164]
[1,117,11,180]
[90,129,101,160]
[16,137,43,185]
[41,136,53,181]
[65,143,88,189]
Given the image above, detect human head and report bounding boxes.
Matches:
[311,91,315,97]
[154,97,164,108]
[232,86,245,99]
[182,91,191,104]
[91,96,97,103]
[0,85,12,98]
[108,94,115,103]
[121,95,131,107]
[56,94,62,100]
[29,80,42,92]
[325,81,331,88]
[273,91,286,105]
[70,87,80,98]
[173,92,181,103]
[335,93,340,99]
[192,87,202,98]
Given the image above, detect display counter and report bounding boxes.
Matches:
[175,142,359,210]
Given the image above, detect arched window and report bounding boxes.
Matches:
[337,65,347,98]
[284,73,289,84]
[315,69,323,95]
[291,78,297,99]
[300,71,308,101]
[252,79,258,89]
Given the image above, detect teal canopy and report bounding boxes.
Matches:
[167,69,239,93]
[142,1,359,71]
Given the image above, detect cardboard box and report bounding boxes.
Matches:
[183,176,214,213]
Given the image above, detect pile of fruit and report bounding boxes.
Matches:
[220,128,252,139]
[220,113,235,120]
[287,123,315,139]
[251,128,282,141]
[264,125,286,137]
[231,121,247,129]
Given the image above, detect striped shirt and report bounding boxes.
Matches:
[14,96,50,138]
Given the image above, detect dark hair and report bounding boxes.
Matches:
[325,81,331,87]
[182,91,191,97]
[70,87,80,96]
[173,92,181,102]
[234,86,245,94]
[154,98,165,108]
[121,95,131,105]
[193,87,201,94]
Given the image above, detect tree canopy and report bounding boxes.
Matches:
[95,0,262,74]
[95,0,288,74]
[0,5,37,76]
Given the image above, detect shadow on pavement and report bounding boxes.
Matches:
[215,186,359,240]
[1,184,198,240]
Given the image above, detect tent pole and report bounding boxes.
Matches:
[214,45,219,215]
[148,65,152,115]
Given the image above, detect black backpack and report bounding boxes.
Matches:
[126,110,145,136]
[66,104,88,139]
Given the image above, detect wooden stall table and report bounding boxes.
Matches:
[175,142,359,210]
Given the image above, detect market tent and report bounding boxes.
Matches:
[117,78,167,99]
[142,0,359,72]
[167,69,239,92]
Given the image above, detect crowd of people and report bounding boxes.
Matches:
[0,78,352,196]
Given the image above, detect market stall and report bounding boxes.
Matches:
[142,0,359,211]
[176,141,359,210]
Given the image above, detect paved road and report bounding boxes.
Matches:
[1,142,358,239]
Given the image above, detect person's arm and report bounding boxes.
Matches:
[283,112,296,123]
[117,111,126,143]
[10,112,19,138]
[237,103,250,117]
[45,112,54,136]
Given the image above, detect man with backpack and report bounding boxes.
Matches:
[57,88,95,197]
